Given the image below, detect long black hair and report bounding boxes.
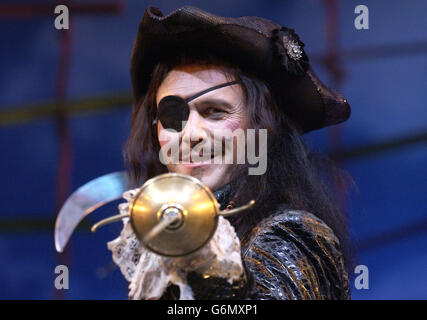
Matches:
[124,55,355,271]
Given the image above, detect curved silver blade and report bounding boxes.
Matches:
[55,171,132,253]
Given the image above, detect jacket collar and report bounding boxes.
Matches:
[213,183,232,210]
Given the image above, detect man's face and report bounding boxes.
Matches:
[156,64,247,191]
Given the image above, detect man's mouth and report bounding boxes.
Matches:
[180,151,219,164]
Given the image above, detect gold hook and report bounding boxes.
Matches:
[218,200,255,217]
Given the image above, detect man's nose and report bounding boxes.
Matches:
[181,109,208,148]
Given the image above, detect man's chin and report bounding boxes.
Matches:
[168,164,228,191]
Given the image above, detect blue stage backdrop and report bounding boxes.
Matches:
[0,0,426,299]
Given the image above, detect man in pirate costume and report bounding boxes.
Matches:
[56,5,352,300]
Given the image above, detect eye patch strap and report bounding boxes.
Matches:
[185,81,239,103]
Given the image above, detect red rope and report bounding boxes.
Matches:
[53,5,73,299]
[322,0,347,212]
[0,2,124,19]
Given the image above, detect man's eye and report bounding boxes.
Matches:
[204,107,225,116]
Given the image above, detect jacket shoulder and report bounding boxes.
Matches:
[242,208,341,252]
[268,209,340,245]
[241,207,350,299]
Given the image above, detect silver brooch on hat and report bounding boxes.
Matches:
[273,27,309,75]
[284,39,303,61]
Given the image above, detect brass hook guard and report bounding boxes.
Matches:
[90,199,254,232]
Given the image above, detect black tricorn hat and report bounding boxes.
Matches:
[130,6,350,133]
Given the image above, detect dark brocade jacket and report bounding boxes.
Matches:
[161,185,350,300]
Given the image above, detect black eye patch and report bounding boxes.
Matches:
[157,95,189,132]
[156,81,238,132]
